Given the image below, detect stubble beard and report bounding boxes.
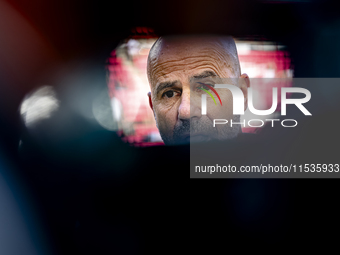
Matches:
[156,113,241,145]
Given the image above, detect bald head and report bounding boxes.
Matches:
[147,35,241,87]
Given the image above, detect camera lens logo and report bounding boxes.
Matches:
[197,82,222,106]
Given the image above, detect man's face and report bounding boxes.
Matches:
[147,36,248,145]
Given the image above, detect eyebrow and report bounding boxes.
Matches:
[155,81,179,96]
[190,70,218,81]
[154,71,218,95]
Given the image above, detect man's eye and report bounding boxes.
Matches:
[197,82,214,91]
[164,91,175,98]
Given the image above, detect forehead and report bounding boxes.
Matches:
[148,36,238,86]
[155,36,226,57]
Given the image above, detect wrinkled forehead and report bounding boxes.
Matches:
[147,35,240,86]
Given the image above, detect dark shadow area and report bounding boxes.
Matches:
[1,0,340,254]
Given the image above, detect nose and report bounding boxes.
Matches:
[178,87,201,120]
[178,87,190,120]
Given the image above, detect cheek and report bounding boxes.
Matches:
[154,103,179,132]
[206,90,234,119]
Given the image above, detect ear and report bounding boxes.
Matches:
[239,73,250,111]
[147,92,153,111]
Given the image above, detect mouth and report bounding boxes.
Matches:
[178,133,211,143]
[180,134,191,143]
[190,134,210,143]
